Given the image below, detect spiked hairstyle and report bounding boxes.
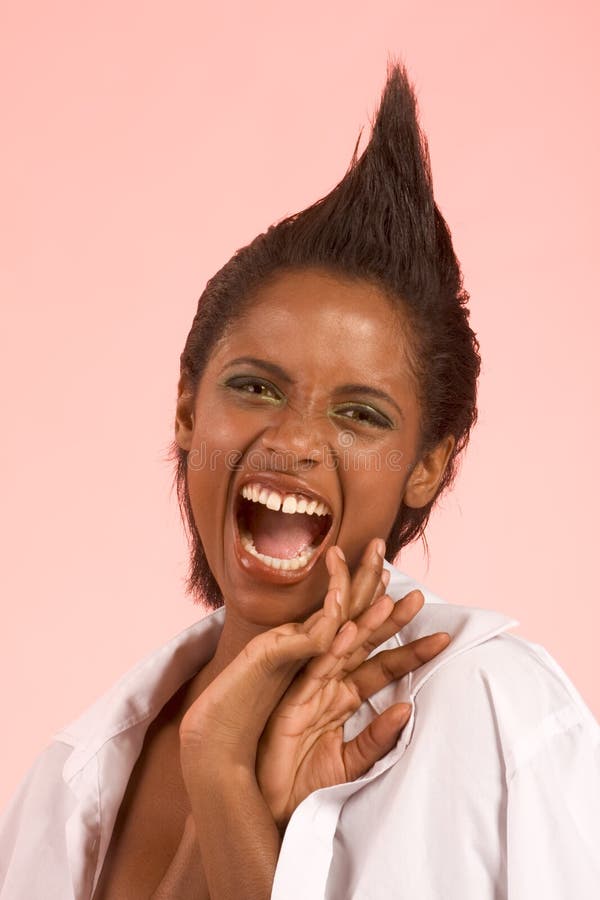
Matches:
[166,60,481,609]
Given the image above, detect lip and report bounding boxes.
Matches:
[230,471,337,585]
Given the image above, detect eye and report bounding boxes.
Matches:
[224,375,284,403]
[331,403,393,430]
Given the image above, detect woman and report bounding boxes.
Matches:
[1,61,598,899]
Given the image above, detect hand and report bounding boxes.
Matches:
[255,539,451,828]
[178,542,395,778]
[179,566,354,778]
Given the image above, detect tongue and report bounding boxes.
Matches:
[249,505,323,559]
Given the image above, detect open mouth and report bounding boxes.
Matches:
[234,482,334,573]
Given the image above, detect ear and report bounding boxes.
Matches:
[174,371,196,452]
[403,434,455,509]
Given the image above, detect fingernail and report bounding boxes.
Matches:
[334,546,345,561]
[375,538,386,559]
[381,569,391,587]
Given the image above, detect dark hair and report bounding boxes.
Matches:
[165,58,480,609]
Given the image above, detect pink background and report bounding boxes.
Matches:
[1,0,599,808]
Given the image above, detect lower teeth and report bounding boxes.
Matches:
[239,528,316,571]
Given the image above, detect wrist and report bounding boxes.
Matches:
[181,750,258,805]
[180,735,257,787]
[180,754,282,900]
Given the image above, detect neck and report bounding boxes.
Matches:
[177,608,269,723]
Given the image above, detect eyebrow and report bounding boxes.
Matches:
[222,356,404,420]
[334,383,405,421]
[222,356,294,383]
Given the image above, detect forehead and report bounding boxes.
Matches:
[214,268,415,384]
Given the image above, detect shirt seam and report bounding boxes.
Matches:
[505,703,598,782]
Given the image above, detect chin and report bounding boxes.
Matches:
[224,548,332,627]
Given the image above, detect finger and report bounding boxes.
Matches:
[288,616,361,694]
[281,588,392,700]
[347,538,387,619]
[249,597,345,678]
[325,546,352,619]
[296,590,347,654]
[342,702,412,782]
[298,586,398,687]
[319,592,398,682]
[348,632,452,702]
[339,589,426,673]
[367,566,390,608]
[301,582,343,633]
[291,589,393,690]
[365,589,426,647]
[301,589,426,689]
[265,549,390,689]
[267,589,410,707]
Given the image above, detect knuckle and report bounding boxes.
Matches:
[362,724,380,754]
[343,681,362,709]
[260,646,280,675]
[362,636,380,655]
[379,652,397,680]
[244,631,284,673]
[242,638,260,664]
[365,559,381,578]
[312,631,331,654]
[391,608,411,628]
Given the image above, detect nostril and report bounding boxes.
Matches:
[259,422,328,466]
[258,450,323,471]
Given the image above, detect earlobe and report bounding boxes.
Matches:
[174,374,195,451]
[403,434,455,509]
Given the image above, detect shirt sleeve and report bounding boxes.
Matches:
[506,712,600,899]
[0,742,75,898]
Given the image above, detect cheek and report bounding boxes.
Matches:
[188,392,256,485]
[185,400,249,548]
[339,455,408,567]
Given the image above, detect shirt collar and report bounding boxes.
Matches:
[56,608,226,781]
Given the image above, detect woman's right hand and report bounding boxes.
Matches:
[256,540,451,829]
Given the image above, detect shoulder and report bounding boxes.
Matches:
[418,628,595,724]
[381,561,599,772]
[0,740,75,896]
[1,739,74,828]
[413,629,600,778]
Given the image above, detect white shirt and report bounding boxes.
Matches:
[1,561,599,899]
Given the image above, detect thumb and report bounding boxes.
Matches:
[246,591,342,678]
[342,703,412,782]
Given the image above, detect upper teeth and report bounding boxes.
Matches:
[240,483,331,516]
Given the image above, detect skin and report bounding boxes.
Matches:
[153,267,456,898]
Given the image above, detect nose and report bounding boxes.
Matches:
[258,405,333,470]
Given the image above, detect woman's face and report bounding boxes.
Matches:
[176,268,452,628]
